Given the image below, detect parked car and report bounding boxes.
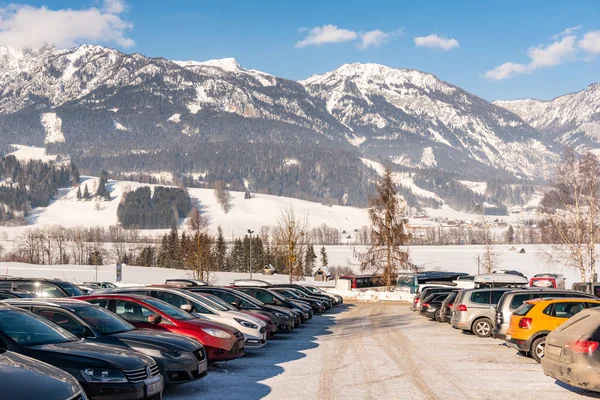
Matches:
[0,303,163,400]
[194,292,277,338]
[411,287,458,312]
[271,288,325,313]
[100,286,267,348]
[572,282,600,298]
[492,289,597,339]
[451,288,513,337]
[0,349,87,400]
[270,284,333,308]
[77,294,245,362]
[5,298,208,385]
[0,277,84,297]
[529,274,566,289]
[233,287,305,325]
[542,307,600,392]
[505,298,600,362]
[186,287,296,331]
[473,274,529,289]
[83,282,117,289]
[439,291,458,323]
[419,292,453,321]
[165,279,208,287]
[0,289,36,300]
[302,285,343,304]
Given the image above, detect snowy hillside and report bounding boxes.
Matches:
[494,83,600,149]
[302,62,556,179]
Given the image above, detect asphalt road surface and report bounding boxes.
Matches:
[165,303,600,400]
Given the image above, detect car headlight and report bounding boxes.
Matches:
[235,318,258,329]
[81,368,128,383]
[274,312,287,319]
[201,328,232,339]
[160,350,185,359]
[316,301,323,307]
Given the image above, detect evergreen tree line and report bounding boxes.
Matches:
[117,186,192,229]
[0,155,78,224]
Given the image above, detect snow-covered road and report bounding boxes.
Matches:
[164,303,597,400]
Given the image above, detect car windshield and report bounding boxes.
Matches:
[0,310,78,346]
[285,290,302,299]
[201,294,238,311]
[186,292,227,312]
[514,302,535,316]
[72,305,134,335]
[54,282,84,297]
[144,298,194,320]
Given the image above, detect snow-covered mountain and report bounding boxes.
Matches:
[0,44,565,208]
[301,63,555,179]
[494,83,600,150]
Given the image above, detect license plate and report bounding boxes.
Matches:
[146,378,163,396]
[547,345,562,357]
[506,334,512,341]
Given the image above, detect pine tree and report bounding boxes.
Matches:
[305,244,317,276]
[215,226,227,271]
[506,225,515,244]
[83,184,90,200]
[76,186,82,200]
[320,246,328,267]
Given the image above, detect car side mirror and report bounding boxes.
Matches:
[180,304,192,312]
[148,314,162,324]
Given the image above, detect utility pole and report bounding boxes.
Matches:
[248,229,254,279]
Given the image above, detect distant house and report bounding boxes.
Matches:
[313,266,332,282]
[262,264,277,275]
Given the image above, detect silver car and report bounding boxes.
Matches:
[450,288,512,337]
[492,289,597,340]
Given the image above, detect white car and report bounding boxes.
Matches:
[106,287,268,348]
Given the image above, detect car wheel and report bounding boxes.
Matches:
[473,318,493,338]
[434,309,443,322]
[531,336,546,363]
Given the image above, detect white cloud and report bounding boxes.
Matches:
[295,25,357,48]
[414,34,459,51]
[359,28,403,49]
[579,30,600,55]
[484,35,577,80]
[552,25,581,40]
[0,1,134,49]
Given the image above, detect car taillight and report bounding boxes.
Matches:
[414,297,420,304]
[518,317,532,329]
[449,303,454,308]
[457,304,467,312]
[421,303,429,308]
[566,340,599,354]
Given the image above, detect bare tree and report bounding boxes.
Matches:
[359,168,411,291]
[540,149,600,282]
[272,206,308,283]
[214,181,233,214]
[50,226,68,264]
[476,204,498,273]
[186,206,211,280]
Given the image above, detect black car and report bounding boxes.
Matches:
[0,289,36,300]
[0,277,84,297]
[272,288,325,313]
[271,284,334,308]
[0,304,163,400]
[303,285,343,305]
[186,287,296,331]
[233,287,306,324]
[439,291,458,323]
[0,349,87,400]
[419,292,453,320]
[5,298,208,386]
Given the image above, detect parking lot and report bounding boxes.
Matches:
[165,302,600,400]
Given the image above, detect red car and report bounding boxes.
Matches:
[76,294,245,362]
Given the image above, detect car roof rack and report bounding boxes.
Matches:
[232,279,273,287]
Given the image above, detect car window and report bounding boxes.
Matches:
[11,282,65,298]
[0,293,15,300]
[213,291,237,305]
[72,305,134,335]
[35,309,93,337]
[155,291,190,309]
[85,299,110,309]
[595,286,600,298]
[0,310,77,345]
[509,294,532,310]
[545,302,585,318]
[114,300,158,323]
[53,282,84,297]
[144,298,194,320]
[471,291,490,304]
[514,303,535,316]
[492,291,508,304]
[586,302,600,309]
[255,290,275,304]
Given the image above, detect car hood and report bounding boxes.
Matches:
[0,351,80,400]
[239,310,272,324]
[112,329,202,352]
[224,310,266,326]
[263,304,294,316]
[29,340,153,370]
[185,318,242,335]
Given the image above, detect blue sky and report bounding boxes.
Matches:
[4,0,600,101]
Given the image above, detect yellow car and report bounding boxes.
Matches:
[505,298,600,363]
